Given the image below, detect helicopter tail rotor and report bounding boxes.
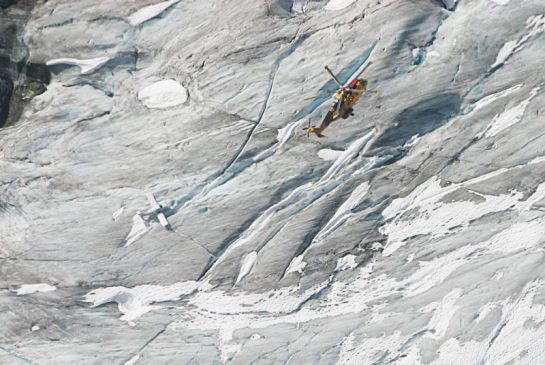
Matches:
[302,119,318,137]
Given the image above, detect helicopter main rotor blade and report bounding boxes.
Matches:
[354,60,373,79]
[324,65,343,88]
[346,88,365,93]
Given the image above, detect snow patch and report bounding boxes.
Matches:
[276,119,304,148]
[46,57,109,75]
[84,281,200,323]
[235,251,257,285]
[324,0,356,11]
[128,0,179,26]
[492,271,504,280]
[291,0,308,14]
[476,302,499,322]
[425,288,462,339]
[470,84,523,112]
[491,40,517,69]
[112,207,124,221]
[318,148,343,161]
[320,129,375,182]
[491,14,545,68]
[124,213,151,247]
[478,87,540,138]
[489,0,510,5]
[382,163,545,256]
[124,355,140,365]
[337,331,407,365]
[138,80,188,109]
[15,284,56,295]
[315,182,369,241]
[31,325,40,332]
[284,255,307,276]
[335,254,358,271]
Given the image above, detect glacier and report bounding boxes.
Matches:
[1,0,545,364]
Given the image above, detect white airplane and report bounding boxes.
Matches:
[144,192,171,230]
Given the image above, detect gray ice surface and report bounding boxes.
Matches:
[2,0,545,364]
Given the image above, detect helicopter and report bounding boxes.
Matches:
[304,62,373,137]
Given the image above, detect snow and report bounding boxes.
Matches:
[381,161,545,257]
[124,355,140,365]
[46,57,109,75]
[276,119,304,147]
[491,14,545,68]
[478,87,540,138]
[7,0,545,363]
[128,0,180,26]
[470,84,523,112]
[320,129,375,182]
[337,331,406,365]
[137,80,188,109]
[491,40,518,69]
[235,251,257,285]
[31,325,40,331]
[124,213,151,247]
[335,254,358,271]
[482,217,545,253]
[284,255,307,276]
[291,0,308,14]
[315,182,369,241]
[489,0,510,5]
[424,288,462,339]
[324,0,357,11]
[317,148,343,161]
[476,302,499,322]
[15,284,56,295]
[112,207,124,221]
[84,281,200,323]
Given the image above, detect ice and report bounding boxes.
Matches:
[5,0,545,363]
[45,57,110,75]
[137,79,188,109]
[441,0,458,10]
[128,0,180,26]
[15,284,56,295]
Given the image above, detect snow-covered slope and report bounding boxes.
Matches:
[2,0,545,364]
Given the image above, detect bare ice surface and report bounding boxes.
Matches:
[2,0,545,364]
